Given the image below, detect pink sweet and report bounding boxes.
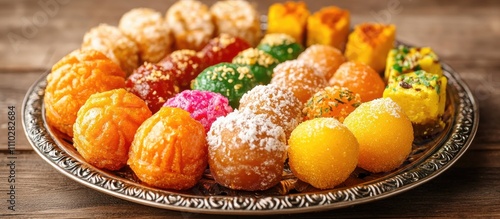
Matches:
[164,90,233,132]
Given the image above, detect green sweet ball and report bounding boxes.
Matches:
[232,48,279,85]
[192,63,257,108]
[257,33,304,63]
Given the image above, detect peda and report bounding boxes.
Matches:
[288,118,359,189]
[239,84,302,139]
[44,49,126,137]
[343,98,414,173]
[298,44,346,80]
[303,86,361,123]
[119,8,172,63]
[73,89,152,171]
[207,109,287,191]
[128,107,207,190]
[82,23,139,75]
[329,61,385,102]
[270,60,327,103]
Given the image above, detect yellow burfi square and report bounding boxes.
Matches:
[383,70,447,126]
[306,6,350,51]
[345,23,396,73]
[385,45,443,82]
[267,1,310,45]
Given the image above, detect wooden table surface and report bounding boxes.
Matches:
[1,0,499,218]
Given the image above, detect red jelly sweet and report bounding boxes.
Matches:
[157,49,206,90]
[125,62,179,113]
[198,33,251,66]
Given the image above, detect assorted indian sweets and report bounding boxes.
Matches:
[43,0,449,192]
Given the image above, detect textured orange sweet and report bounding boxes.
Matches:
[329,61,385,102]
[128,107,207,190]
[44,49,126,137]
[73,89,152,171]
[303,86,361,122]
[298,44,346,80]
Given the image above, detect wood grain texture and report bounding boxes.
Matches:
[0,0,499,218]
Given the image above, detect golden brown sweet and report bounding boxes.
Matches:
[44,49,126,137]
[306,6,350,51]
[267,1,310,44]
[166,0,214,51]
[81,23,139,75]
[119,8,172,63]
[329,62,385,102]
[210,0,261,46]
[73,89,152,171]
[128,107,207,190]
[344,98,414,173]
[298,44,346,80]
[207,109,287,191]
[271,60,327,103]
[239,84,303,139]
[288,118,359,189]
[303,86,361,123]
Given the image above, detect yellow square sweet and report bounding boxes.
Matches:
[306,6,350,51]
[267,1,310,44]
[385,45,443,82]
[345,23,396,73]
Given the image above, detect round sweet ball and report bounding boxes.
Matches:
[44,49,126,137]
[207,109,287,191]
[288,118,359,189]
[125,62,180,113]
[257,33,304,62]
[232,48,279,85]
[271,60,327,103]
[343,98,414,173]
[128,107,207,190]
[166,0,214,51]
[199,33,251,67]
[119,8,172,63]
[82,23,139,76]
[210,0,261,46]
[164,90,233,133]
[239,84,302,139]
[157,49,206,90]
[298,44,346,80]
[330,62,385,102]
[303,86,361,123]
[191,63,257,108]
[73,89,152,171]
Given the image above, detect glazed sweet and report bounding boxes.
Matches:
[199,34,251,67]
[239,84,303,139]
[383,70,447,135]
[257,33,304,63]
[344,98,414,173]
[81,24,139,75]
[207,109,287,191]
[157,49,206,90]
[128,107,207,190]
[344,23,396,72]
[44,49,125,137]
[267,1,310,44]
[329,62,385,102]
[303,86,361,123]
[298,44,346,80]
[125,63,179,113]
[73,89,152,171]
[164,90,233,132]
[385,45,443,82]
[270,60,327,103]
[191,63,257,108]
[232,48,279,85]
[306,6,350,51]
[166,0,214,51]
[210,0,261,46]
[288,118,359,189]
[119,8,172,63]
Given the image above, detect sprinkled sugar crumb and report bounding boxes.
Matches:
[363,98,403,119]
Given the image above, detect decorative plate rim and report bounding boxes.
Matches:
[22,61,479,215]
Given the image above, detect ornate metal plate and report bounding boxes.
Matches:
[22,62,478,215]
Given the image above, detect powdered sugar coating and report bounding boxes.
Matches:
[164,90,232,132]
[359,98,403,119]
[207,109,287,191]
[298,44,346,80]
[271,60,328,103]
[239,84,303,139]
